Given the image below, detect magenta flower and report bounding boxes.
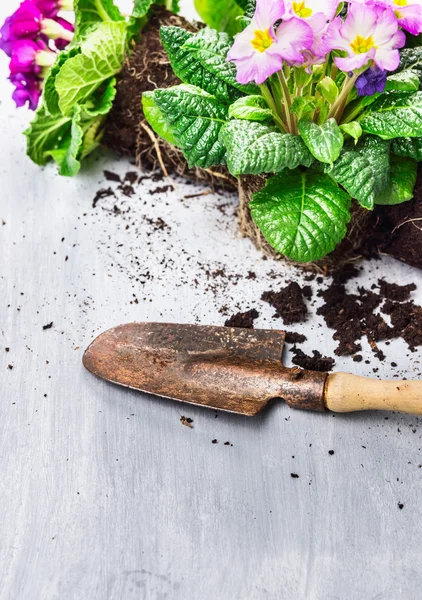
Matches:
[281,0,338,34]
[0,17,15,57]
[54,17,74,50]
[325,4,406,73]
[33,0,74,19]
[8,1,73,43]
[228,0,313,85]
[10,39,56,75]
[10,72,42,109]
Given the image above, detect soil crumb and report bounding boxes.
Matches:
[180,416,193,428]
[292,349,335,372]
[224,309,259,329]
[285,331,307,344]
[262,282,310,325]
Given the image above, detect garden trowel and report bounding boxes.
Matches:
[83,322,422,416]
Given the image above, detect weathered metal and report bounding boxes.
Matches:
[83,323,328,416]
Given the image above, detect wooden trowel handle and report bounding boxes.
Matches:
[325,373,422,415]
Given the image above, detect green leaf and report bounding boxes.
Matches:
[386,70,420,93]
[193,0,243,35]
[182,28,257,96]
[290,96,319,121]
[55,21,127,116]
[360,91,422,139]
[317,77,339,104]
[142,90,179,146]
[74,0,124,40]
[250,170,351,262]
[219,120,313,175]
[325,137,390,210]
[392,136,422,160]
[161,26,243,104]
[131,0,155,18]
[46,107,85,177]
[24,107,72,166]
[42,46,81,116]
[228,96,273,122]
[298,118,344,164]
[79,77,117,119]
[396,47,422,83]
[376,156,417,205]
[339,122,362,144]
[80,116,106,159]
[154,84,228,168]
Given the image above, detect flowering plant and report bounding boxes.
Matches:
[144,0,422,262]
[0,0,179,176]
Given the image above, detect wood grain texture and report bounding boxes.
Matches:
[326,373,422,415]
[1,2,422,599]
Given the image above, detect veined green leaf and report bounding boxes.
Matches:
[55,21,127,116]
[339,122,362,144]
[392,136,422,160]
[161,26,246,103]
[360,91,422,139]
[220,120,313,175]
[47,106,85,177]
[74,0,124,40]
[24,108,72,166]
[193,0,243,35]
[42,46,81,116]
[142,91,179,146]
[182,28,257,96]
[298,118,344,164]
[386,70,420,93]
[375,156,417,205]
[79,77,117,119]
[228,96,273,122]
[250,170,351,262]
[154,84,228,168]
[325,137,390,209]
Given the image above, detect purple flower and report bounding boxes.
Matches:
[0,17,16,57]
[9,1,43,39]
[228,0,313,84]
[356,65,387,96]
[10,39,56,75]
[10,72,42,109]
[34,0,74,18]
[54,17,74,50]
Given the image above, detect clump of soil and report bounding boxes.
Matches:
[261,282,311,325]
[317,271,422,357]
[224,309,259,329]
[291,349,336,372]
[103,7,235,190]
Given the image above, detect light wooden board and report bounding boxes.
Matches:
[1,2,422,598]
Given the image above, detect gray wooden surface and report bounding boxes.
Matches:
[1,2,422,598]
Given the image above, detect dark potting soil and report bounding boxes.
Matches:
[291,349,336,372]
[224,309,259,329]
[261,282,311,325]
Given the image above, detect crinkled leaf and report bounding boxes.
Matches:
[250,170,351,262]
[290,96,319,121]
[153,85,228,168]
[298,118,344,164]
[376,156,417,205]
[24,107,72,166]
[228,96,273,122]
[55,21,127,116]
[392,136,422,160]
[182,28,257,96]
[81,116,106,159]
[46,106,84,177]
[220,120,313,175]
[386,70,420,93]
[325,137,390,209]
[142,90,179,146]
[396,47,422,83]
[339,122,362,144]
[360,91,422,139]
[193,0,243,35]
[43,46,81,116]
[74,0,124,40]
[161,26,246,103]
[79,77,117,119]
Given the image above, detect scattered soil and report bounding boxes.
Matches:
[291,473,299,479]
[378,280,417,302]
[224,309,259,329]
[284,332,307,344]
[262,282,310,325]
[42,322,54,330]
[292,349,336,372]
[103,7,235,190]
[92,187,114,208]
[180,416,193,428]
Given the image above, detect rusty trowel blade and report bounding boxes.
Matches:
[83,322,288,416]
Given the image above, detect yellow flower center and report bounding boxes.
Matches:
[292,1,313,18]
[394,0,407,6]
[251,29,274,53]
[350,35,375,55]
